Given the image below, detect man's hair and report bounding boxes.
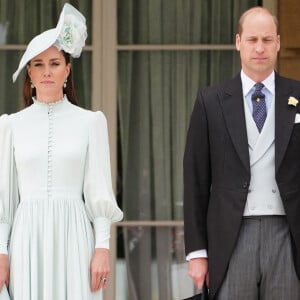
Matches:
[237,6,279,36]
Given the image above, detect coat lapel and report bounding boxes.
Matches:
[275,74,297,173]
[220,75,250,173]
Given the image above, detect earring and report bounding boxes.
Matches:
[63,79,67,88]
[30,80,34,89]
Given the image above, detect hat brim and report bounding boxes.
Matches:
[12,3,85,82]
[12,29,60,82]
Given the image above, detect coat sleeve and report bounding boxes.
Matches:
[183,91,211,255]
[83,111,123,249]
[0,114,19,254]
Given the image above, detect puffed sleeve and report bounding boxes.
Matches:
[0,114,19,254]
[84,111,123,249]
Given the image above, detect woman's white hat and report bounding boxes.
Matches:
[12,3,87,82]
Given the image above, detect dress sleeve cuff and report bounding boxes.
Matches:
[186,249,208,261]
[93,217,111,249]
[0,223,11,255]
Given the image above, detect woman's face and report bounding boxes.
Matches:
[27,46,70,101]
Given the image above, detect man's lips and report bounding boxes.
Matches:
[253,57,267,62]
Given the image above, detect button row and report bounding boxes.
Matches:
[248,189,277,193]
[249,204,275,210]
[47,105,54,198]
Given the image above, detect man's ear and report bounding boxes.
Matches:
[236,34,241,51]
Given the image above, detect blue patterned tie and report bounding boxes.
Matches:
[251,83,267,132]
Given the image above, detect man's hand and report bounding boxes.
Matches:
[0,254,9,291]
[188,257,209,289]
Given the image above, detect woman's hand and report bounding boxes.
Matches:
[90,248,110,292]
[0,254,9,290]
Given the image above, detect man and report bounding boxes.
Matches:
[184,6,300,299]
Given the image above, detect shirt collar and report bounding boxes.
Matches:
[240,70,275,97]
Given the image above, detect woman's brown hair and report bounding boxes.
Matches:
[23,51,78,107]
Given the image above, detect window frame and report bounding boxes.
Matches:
[0,1,277,298]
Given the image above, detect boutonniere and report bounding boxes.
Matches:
[288,96,299,107]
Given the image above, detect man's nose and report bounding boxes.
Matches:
[255,41,264,53]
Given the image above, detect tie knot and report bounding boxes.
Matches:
[254,82,264,92]
[252,82,265,103]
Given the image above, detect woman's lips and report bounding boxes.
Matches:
[40,80,54,84]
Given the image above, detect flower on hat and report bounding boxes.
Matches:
[288,96,299,107]
[55,14,87,58]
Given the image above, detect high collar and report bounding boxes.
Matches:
[31,94,70,114]
[32,94,67,106]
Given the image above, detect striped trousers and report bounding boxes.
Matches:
[217,216,300,300]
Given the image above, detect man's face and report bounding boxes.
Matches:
[236,11,280,81]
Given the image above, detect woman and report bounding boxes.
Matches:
[0,3,123,299]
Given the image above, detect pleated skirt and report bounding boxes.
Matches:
[8,197,102,300]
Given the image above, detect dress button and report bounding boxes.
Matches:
[272,189,276,193]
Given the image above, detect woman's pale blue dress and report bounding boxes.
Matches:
[0,97,123,299]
